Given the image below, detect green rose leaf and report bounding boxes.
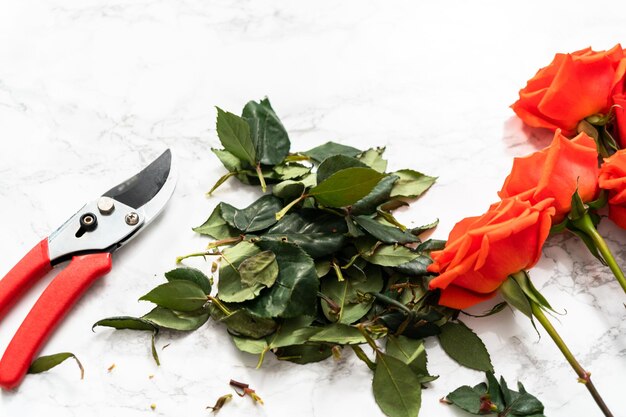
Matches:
[142,306,209,331]
[309,167,385,208]
[165,267,212,295]
[320,265,383,324]
[258,210,348,258]
[272,163,311,181]
[238,250,279,288]
[273,180,306,200]
[232,335,268,354]
[242,98,290,165]
[92,316,157,332]
[139,281,208,312]
[357,147,387,172]
[373,352,422,417]
[211,306,278,339]
[438,321,493,372]
[243,241,318,318]
[267,316,320,349]
[354,215,419,244]
[192,204,239,240]
[385,335,435,382]
[216,107,256,166]
[410,219,439,237]
[217,241,265,303]
[316,155,368,184]
[303,141,361,162]
[28,352,84,380]
[416,239,446,252]
[275,343,334,364]
[446,385,484,414]
[360,243,420,267]
[211,148,247,171]
[220,195,283,233]
[308,323,366,345]
[390,169,437,198]
[392,255,433,277]
[351,175,399,215]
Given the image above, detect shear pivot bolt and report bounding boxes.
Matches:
[97,197,115,215]
[80,213,98,231]
[125,212,139,226]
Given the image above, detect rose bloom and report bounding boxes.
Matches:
[512,44,626,135]
[427,198,555,310]
[612,94,626,147]
[499,130,599,223]
[599,149,626,229]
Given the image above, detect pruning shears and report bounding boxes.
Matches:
[0,150,177,389]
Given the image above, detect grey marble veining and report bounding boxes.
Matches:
[0,0,625,416]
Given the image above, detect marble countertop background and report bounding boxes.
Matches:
[0,1,624,416]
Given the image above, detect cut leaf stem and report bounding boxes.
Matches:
[255,164,267,193]
[531,302,614,417]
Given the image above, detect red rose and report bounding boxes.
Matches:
[499,130,600,223]
[512,45,626,135]
[427,198,555,310]
[599,149,626,229]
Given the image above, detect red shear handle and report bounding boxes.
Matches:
[0,239,52,320]
[0,252,112,390]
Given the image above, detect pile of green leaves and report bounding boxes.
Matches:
[95,98,501,417]
[445,372,546,417]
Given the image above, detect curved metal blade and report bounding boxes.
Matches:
[104,149,177,224]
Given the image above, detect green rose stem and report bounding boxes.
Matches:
[530,302,614,417]
[176,236,244,263]
[571,212,626,293]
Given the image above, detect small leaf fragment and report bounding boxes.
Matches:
[28,352,84,380]
[207,393,233,413]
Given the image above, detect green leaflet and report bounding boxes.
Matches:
[275,343,334,364]
[243,241,318,319]
[139,281,208,312]
[354,215,418,244]
[165,267,212,295]
[242,98,290,165]
[385,335,436,382]
[316,155,367,184]
[446,373,546,417]
[211,306,278,339]
[217,241,265,303]
[438,321,493,372]
[309,167,385,208]
[258,210,348,258]
[303,141,362,162]
[28,352,84,380]
[92,317,160,365]
[273,180,305,200]
[389,169,437,198]
[238,250,279,288]
[320,265,383,324]
[360,243,420,267]
[220,195,283,233]
[211,148,247,172]
[373,352,422,417]
[357,147,387,172]
[192,205,239,240]
[351,175,399,215]
[142,306,209,331]
[216,107,256,166]
[308,323,366,345]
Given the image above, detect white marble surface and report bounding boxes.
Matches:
[0,1,625,416]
